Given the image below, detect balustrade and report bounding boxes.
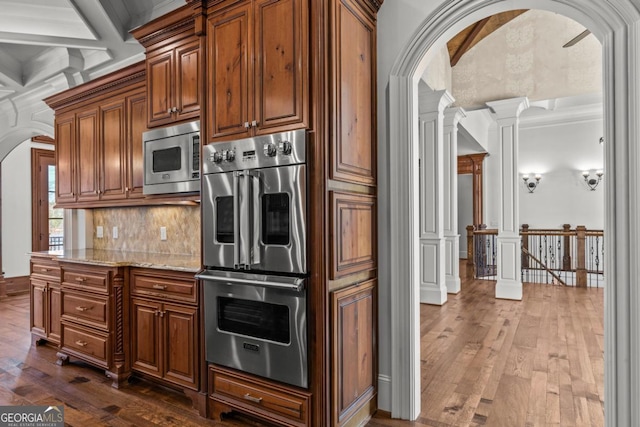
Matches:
[466,224,604,287]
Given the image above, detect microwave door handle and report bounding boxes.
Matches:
[233,171,242,269]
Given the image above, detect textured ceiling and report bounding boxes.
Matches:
[0,0,185,102]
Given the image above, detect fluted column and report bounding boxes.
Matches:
[486,97,529,300]
[443,107,465,294]
[418,90,454,305]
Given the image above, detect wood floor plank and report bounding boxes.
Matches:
[369,266,604,427]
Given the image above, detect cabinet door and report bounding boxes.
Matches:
[47,284,61,344]
[126,91,147,198]
[147,50,174,127]
[207,2,253,141]
[254,0,307,134]
[174,39,201,122]
[55,112,76,205]
[100,99,127,200]
[131,298,162,378]
[163,303,198,390]
[331,280,376,425]
[331,0,376,185]
[30,279,46,337]
[76,109,100,202]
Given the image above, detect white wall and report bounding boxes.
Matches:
[457,174,473,257]
[518,114,604,229]
[1,140,54,277]
[421,45,452,92]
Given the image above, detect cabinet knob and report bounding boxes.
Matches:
[75,306,89,312]
[167,108,172,114]
[152,284,167,290]
[75,277,87,282]
[40,268,50,272]
[244,122,250,129]
[172,107,179,113]
[251,120,258,128]
[75,340,88,347]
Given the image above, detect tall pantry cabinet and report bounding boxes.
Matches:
[140,1,382,425]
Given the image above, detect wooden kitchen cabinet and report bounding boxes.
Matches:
[45,62,183,208]
[146,38,201,127]
[331,280,376,426]
[130,268,202,401]
[54,112,76,205]
[131,4,202,128]
[30,255,61,346]
[57,262,129,388]
[206,0,308,142]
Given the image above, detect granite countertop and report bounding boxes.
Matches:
[32,249,201,273]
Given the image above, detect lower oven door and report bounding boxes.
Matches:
[197,270,307,389]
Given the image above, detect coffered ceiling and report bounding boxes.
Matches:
[0,0,185,103]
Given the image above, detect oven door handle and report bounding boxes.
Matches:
[196,272,305,292]
[233,171,242,269]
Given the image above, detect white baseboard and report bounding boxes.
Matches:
[377,374,391,412]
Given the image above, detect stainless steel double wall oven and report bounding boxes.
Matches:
[197,130,308,388]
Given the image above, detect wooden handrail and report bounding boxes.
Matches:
[467,224,603,286]
[521,247,567,286]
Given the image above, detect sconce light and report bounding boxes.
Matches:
[582,170,604,191]
[522,174,542,193]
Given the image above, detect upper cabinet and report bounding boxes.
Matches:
[132,4,202,128]
[45,63,151,209]
[206,0,308,142]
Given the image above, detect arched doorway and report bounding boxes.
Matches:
[385,0,640,424]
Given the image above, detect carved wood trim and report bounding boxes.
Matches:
[31,135,55,145]
[43,62,145,111]
[130,4,197,48]
[457,153,487,226]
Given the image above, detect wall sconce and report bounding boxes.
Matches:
[522,174,542,193]
[582,170,604,191]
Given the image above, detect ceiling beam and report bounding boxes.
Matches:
[450,17,491,67]
[0,31,107,51]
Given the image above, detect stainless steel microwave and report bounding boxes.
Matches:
[143,120,200,195]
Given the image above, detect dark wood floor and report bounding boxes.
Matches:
[0,275,604,426]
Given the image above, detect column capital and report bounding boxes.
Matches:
[419,89,455,116]
[486,97,530,120]
[444,107,466,130]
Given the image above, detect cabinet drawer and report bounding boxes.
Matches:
[131,270,197,304]
[31,258,60,282]
[62,323,110,368]
[61,267,108,293]
[210,366,310,424]
[61,290,109,330]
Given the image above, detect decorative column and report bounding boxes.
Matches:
[418,90,454,305]
[486,97,529,300]
[443,107,466,294]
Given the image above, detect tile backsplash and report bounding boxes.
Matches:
[92,206,200,256]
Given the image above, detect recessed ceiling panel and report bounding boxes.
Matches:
[0,0,96,40]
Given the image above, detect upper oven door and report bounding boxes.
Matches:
[253,164,306,274]
[202,171,236,269]
[202,164,306,275]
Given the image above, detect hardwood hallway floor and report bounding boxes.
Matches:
[368,276,605,426]
[0,275,604,426]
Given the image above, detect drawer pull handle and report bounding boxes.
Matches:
[152,284,167,290]
[243,393,263,404]
[75,340,88,347]
[75,277,87,282]
[75,306,89,312]
[40,268,50,272]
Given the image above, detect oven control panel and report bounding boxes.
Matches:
[203,129,306,174]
